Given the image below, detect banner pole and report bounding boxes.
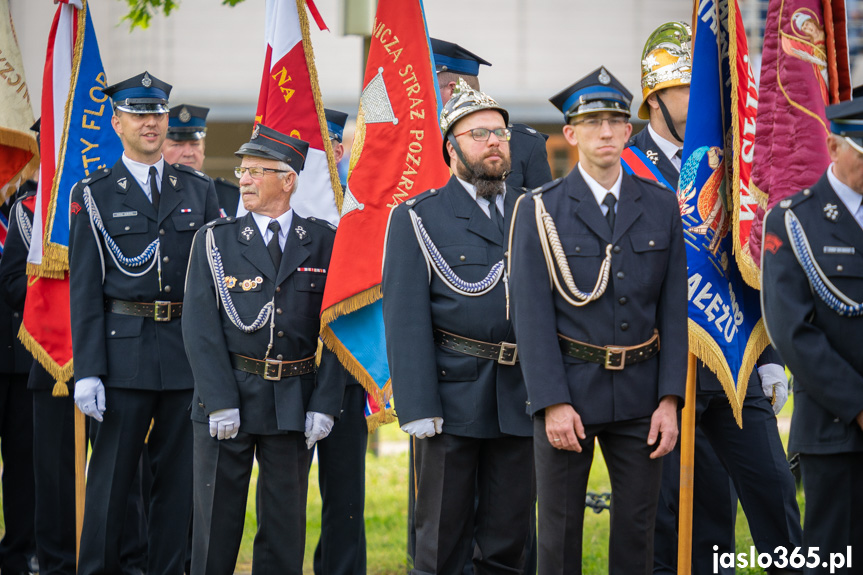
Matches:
[677,352,697,574]
[75,407,86,565]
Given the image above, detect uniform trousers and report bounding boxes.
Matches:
[0,373,35,573]
[32,389,77,575]
[695,391,802,570]
[799,453,863,575]
[77,388,193,575]
[412,433,534,575]
[313,384,368,575]
[535,416,661,575]
[191,423,310,575]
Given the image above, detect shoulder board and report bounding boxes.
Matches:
[631,173,669,191]
[16,188,37,201]
[304,216,338,232]
[203,216,236,230]
[173,163,211,181]
[777,188,814,210]
[403,187,442,208]
[215,177,238,188]
[510,123,547,140]
[529,177,564,196]
[78,168,112,187]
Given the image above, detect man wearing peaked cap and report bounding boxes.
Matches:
[68,70,221,575]
[162,104,242,218]
[183,123,345,574]
[309,108,368,575]
[762,92,863,572]
[509,66,689,573]
[628,23,803,575]
[431,37,552,190]
[383,79,534,575]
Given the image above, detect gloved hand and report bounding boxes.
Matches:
[208,408,241,440]
[74,377,106,421]
[400,417,443,438]
[305,411,335,449]
[758,363,789,415]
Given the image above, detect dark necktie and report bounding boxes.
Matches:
[149,166,160,211]
[267,220,282,269]
[488,200,504,234]
[602,193,617,232]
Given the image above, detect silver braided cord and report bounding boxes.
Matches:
[205,228,275,334]
[409,209,505,297]
[15,202,32,252]
[533,194,612,307]
[785,209,863,317]
[83,186,160,283]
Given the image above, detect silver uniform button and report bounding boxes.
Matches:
[164,286,171,293]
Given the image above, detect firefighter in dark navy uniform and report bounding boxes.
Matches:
[762,95,863,573]
[383,80,534,575]
[162,103,241,218]
[182,124,345,575]
[310,107,369,575]
[68,71,220,575]
[431,38,552,190]
[509,66,688,575]
[629,23,803,575]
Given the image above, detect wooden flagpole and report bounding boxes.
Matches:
[75,407,86,565]
[677,352,697,574]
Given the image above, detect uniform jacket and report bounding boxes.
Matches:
[182,212,345,435]
[0,186,36,375]
[510,167,688,425]
[215,177,240,219]
[628,127,680,189]
[382,177,531,438]
[762,173,863,454]
[68,159,220,390]
[508,123,553,190]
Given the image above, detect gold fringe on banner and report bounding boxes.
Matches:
[365,405,397,433]
[41,2,87,272]
[296,0,344,214]
[26,262,66,280]
[0,128,39,203]
[18,323,72,396]
[320,284,381,327]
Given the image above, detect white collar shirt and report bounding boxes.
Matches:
[251,209,294,251]
[122,154,164,203]
[577,163,623,216]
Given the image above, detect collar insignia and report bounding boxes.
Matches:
[241,226,255,241]
[295,225,307,240]
[117,177,127,190]
[646,149,660,165]
[824,203,839,221]
[169,175,178,187]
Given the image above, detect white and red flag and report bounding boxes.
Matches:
[244,0,340,223]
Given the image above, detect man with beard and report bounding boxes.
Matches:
[382,80,534,574]
[509,67,688,573]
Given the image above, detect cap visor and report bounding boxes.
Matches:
[116,103,169,114]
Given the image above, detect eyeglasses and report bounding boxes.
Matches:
[453,127,512,142]
[572,117,628,131]
[234,166,289,179]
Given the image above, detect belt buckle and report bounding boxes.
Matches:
[153,301,172,322]
[604,346,626,370]
[497,342,518,366]
[263,358,283,381]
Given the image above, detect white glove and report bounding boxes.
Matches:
[400,417,443,438]
[758,363,789,415]
[74,377,106,422]
[208,408,241,440]
[305,411,335,449]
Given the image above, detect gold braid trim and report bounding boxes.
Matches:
[320,284,381,326]
[17,322,72,396]
[0,128,39,202]
[347,105,366,182]
[296,0,343,213]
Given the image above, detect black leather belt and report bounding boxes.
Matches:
[558,329,660,370]
[433,329,518,365]
[230,353,316,381]
[106,298,182,322]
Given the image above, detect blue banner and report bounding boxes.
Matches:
[44,3,121,264]
[678,0,768,424]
